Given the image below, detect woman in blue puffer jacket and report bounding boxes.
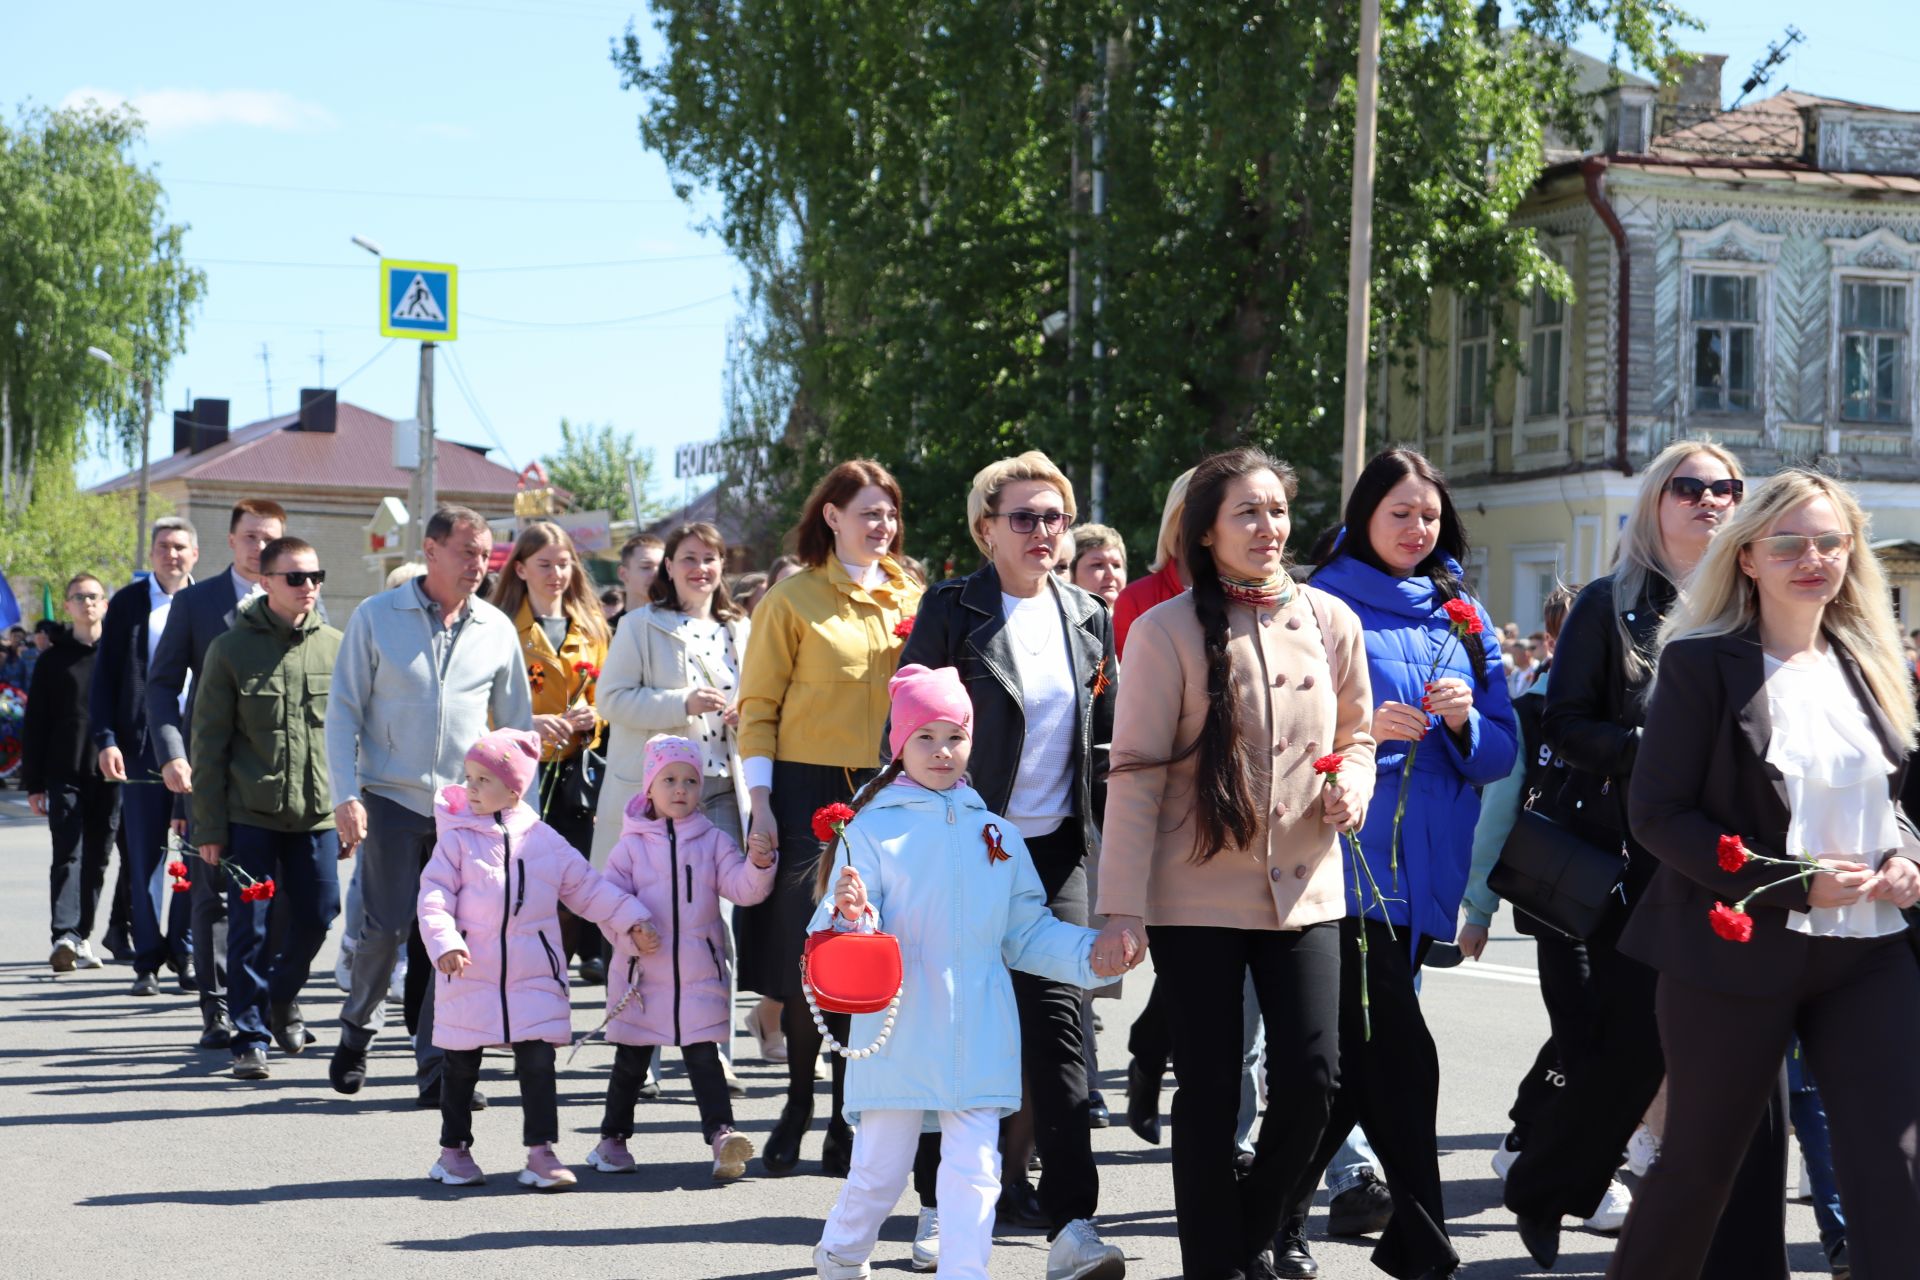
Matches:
[1285,447,1517,1280]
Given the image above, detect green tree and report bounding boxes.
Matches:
[0,102,205,518]
[540,418,661,523]
[616,1,1687,569]
[0,447,157,607]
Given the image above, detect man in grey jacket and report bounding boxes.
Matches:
[326,506,535,1104]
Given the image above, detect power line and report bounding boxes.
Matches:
[169,176,686,206]
[441,345,518,471]
[188,252,730,273]
[464,292,731,329]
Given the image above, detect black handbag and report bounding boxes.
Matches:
[550,745,606,816]
[1488,800,1626,941]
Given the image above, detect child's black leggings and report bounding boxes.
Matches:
[603,1042,734,1143]
[440,1041,557,1149]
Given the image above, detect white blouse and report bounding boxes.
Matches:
[678,615,739,778]
[1000,589,1076,840]
[1763,648,1905,939]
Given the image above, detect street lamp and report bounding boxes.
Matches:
[88,345,155,574]
[351,233,435,555]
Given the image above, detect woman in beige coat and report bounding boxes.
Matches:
[1093,447,1375,1280]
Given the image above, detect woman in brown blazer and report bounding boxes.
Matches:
[1613,469,1920,1280]
[1093,447,1375,1280]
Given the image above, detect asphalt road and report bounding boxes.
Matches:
[0,798,1832,1279]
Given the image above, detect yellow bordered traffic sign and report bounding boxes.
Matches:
[380,260,458,340]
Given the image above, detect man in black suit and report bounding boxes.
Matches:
[147,499,285,1047]
[93,517,201,997]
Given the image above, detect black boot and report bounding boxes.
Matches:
[1272,1216,1319,1278]
[329,1042,368,1094]
[762,1101,810,1174]
[1515,1211,1560,1268]
[198,998,234,1050]
[821,1117,855,1177]
[1125,1056,1163,1145]
[269,1001,317,1055]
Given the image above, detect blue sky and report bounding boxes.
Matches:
[6,1,1918,500]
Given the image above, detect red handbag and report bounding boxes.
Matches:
[801,829,905,1058]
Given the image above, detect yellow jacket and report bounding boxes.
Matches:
[737,558,922,769]
[514,600,609,762]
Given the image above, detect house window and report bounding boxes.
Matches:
[1455,301,1491,429]
[1690,273,1759,413]
[1526,285,1565,420]
[1840,280,1908,424]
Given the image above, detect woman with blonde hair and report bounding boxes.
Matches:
[1602,470,1920,1278]
[1110,467,1194,659]
[1506,440,1758,1268]
[490,521,611,969]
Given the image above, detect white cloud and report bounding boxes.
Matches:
[59,87,335,137]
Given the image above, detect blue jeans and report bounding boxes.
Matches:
[1788,1039,1846,1252]
[225,823,341,1053]
[122,779,191,975]
[1237,972,1263,1154]
[1327,1126,1384,1195]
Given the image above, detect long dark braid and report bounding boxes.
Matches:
[812,758,906,902]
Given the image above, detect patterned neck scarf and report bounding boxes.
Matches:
[1219,571,1293,610]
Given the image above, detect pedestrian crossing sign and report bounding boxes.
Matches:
[380,260,458,340]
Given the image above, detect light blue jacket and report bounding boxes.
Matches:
[807,780,1102,1127]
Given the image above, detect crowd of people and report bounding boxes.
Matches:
[14,438,1920,1280]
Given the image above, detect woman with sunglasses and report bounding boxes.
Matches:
[893,450,1125,1278]
[1601,470,1920,1278]
[1503,441,1770,1269]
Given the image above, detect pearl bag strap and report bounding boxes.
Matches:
[804,831,903,1059]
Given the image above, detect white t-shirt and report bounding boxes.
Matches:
[1764,647,1906,939]
[1001,590,1075,839]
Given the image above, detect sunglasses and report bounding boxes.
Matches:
[66,593,104,604]
[1752,532,1853,563]
[1666,476,1744,504]
[266,569,327,587]
[989,510,1072,535]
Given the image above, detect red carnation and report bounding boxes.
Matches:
[1312,754,1346,778]
[257,877,276,902]
[893,617,915,640]
[1717,834,1750,874]
[170,878,190,894]
[574,661,600,679]
[165,860,187,878]
[1441,598,1485,636]
[811,802,856,843]
[1708,901,1754,943]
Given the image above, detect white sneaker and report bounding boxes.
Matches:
[1626,1123,1661,1178]
[49,936,77,972]
[72,939,103,969]
[1491,1132,1523,1181]
[813,1245,871,1279]
[1047,1218,1126,1280]
[1793,1155,1812,1204]
[1582,1178,1633,1234]
[334,944,354,992]
[911,1207,939,1271]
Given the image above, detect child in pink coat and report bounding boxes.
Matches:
[417,727,652,1191]
[588,735,777,1181]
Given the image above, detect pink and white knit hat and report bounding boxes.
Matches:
[642,734,703,801]
[465,728,541,798]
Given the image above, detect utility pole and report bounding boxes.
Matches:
[1089,33,1115,525]
[1340,0,1384,503]
[260,342,274,416]
[414,342,436,553]
[134,375,153,574]
[315,330,326,385]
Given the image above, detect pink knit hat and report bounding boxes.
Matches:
[465,728,541,799]
[642,734,703,803]
[888,664,974,758]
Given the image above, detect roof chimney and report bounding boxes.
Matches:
[189,398,229,454]
[1660,53,1726,131]
[297,388,337,433]
[1603,84,1658,155]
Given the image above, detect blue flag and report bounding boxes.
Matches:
[0,568,18,633]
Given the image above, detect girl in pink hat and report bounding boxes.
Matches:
[808,665,1129,1280]
[417,727,654,1191]
[589,734,779,1180]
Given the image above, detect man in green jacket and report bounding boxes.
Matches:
[191,536,343,1080]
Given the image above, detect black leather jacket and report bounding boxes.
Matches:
[894,564,1118,866]
[1540,571,1676,934]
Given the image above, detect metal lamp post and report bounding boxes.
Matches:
[87,345,154,574]
[353,235,436,555]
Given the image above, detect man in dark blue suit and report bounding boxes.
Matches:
[93,517,201,997]
[147,499,285,1048]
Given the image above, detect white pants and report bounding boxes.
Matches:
[818,1107,1001,1280]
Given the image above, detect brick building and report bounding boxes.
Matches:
[92,391,520,618]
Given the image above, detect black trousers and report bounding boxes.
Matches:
[603,1042,734,1143]
[47,776,121,943]
[1291,918,1454,1280]
[1154,921,1341,1280]
[539,759,599,964]
[1505,932,1595,1141]
[1128,970,1172,1070]
[441,1042,558,1149]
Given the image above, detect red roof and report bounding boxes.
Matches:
[94,401,521,496]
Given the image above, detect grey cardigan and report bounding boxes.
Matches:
[325,582,534,817]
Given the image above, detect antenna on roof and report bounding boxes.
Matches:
[1732,26,1804,109]
[259,342,274,417]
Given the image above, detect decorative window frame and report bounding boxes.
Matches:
[1446,294,1495,470]
[1510,541,1567,634]
[1824,229,1920,432]
[1677,220,1783,425]
[1517,238,1575,459]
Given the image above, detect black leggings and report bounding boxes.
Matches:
[604,1042,734,1143]
[440,1041,557,1149]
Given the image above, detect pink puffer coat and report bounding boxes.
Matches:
[418,786,647,1051]
[600,795,775,1046]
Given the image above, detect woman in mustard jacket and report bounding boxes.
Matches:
[735,459,922,1176]
[491,521,611,969]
